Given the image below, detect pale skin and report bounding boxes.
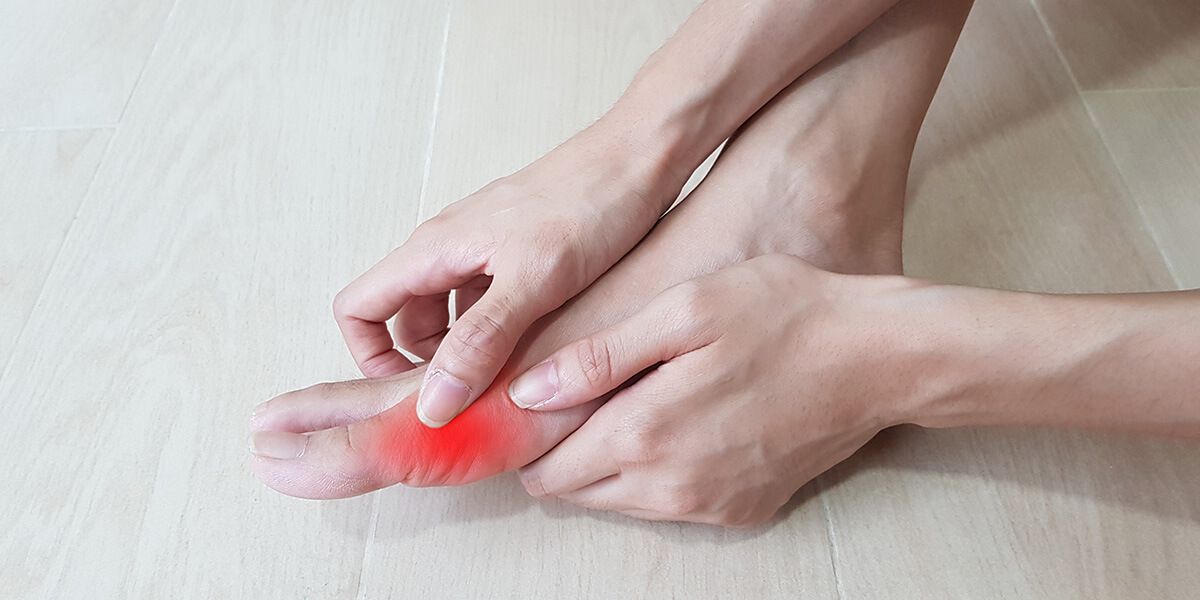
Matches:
[248,0,945,496]
[331,0,911,428]
[515,258,1200,525]
[250,0,1200,526]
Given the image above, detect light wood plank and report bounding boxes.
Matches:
[0,1,447,597]
[416,0,702,219]
[0,0,175,128]
[1032,0,1200,90]
[359,2,839,598]
[903,1,1171,292]
[824,1,1199,598]
[1085,89,1200,287]
[0,129,110,369]
[6,0,1195,597]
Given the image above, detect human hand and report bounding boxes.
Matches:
[510,254,933,526]
[333,121,684,428]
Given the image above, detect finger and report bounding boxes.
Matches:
[554,477,677,523]
[394,293,450,360]
[554,475,637,512]
[249,377,601,498]
[453,275,491,320]
[506,283,712,411]
[334,245,484,378]
[249,370,424,433]
[417,281,550,427]
[517,414,621,498]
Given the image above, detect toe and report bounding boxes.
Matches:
[250,424,390,499]
[250,377,602,498]
[249,369,424,433]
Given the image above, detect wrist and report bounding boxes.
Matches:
[598,93,716,194]
[562,113,693,215]
[896,285,1137,432]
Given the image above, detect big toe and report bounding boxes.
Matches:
[250,378,599,499]
[250,370,423,434]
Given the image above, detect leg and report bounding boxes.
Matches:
[250,0,974,498]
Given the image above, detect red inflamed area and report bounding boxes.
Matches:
[368,384,548,487]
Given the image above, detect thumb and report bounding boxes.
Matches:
[506,287,704,411]
[417,283,542,428]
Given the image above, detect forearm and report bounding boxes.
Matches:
[909,286,1200,437]
[598,0,901,204]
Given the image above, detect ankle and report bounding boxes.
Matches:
[737,138,908,275]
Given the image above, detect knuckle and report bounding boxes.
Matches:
[668,278,705,304]
[756,252,797,271]
[729,513,769,529]
[419,210,453,231]
[523,223,588,292]
[331,289,355,319]
[657,487,702,518]
[665,280,711,320]
[656,281,715,343]
[721,506,771,529]
[518,470,551,498]
[446,310,510,369]
[572,337,615,390]
[328,425,380,487]
[611,424,659,464]
[479,177,522,200]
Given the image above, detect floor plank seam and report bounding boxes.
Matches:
[816,477,847,600]
[115,0,183,125]
[1081,86,1200,95]
[0,124,118,134]
[414,0,455,223]
[352,4,454,595]
[1027,0,1184,289]
[353,494,383,600]
[0,127,119,384]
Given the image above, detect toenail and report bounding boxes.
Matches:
[249,399,271,424]
[249,431,309,460]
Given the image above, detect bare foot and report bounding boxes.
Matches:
[249,0,962,498]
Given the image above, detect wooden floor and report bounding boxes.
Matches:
[2,0,1197,597]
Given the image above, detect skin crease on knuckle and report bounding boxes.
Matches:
[549,265,894,526]
[517,223,592,297]
[446,309,510,371]
[574,336,615,390]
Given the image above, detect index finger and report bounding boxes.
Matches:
[333,245,483,377]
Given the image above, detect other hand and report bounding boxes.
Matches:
[512,254,931,526]
[334,122,682,427]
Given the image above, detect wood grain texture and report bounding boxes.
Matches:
[1032,0,1200,90]
[4,0,1198,597]
[822,1,1199,598]
[0,1,446,597]
[0,129,110,369]
[0,0,175,128]
[1085,89,1200,287]
[415,0,708,220]
[903,0,1172,293]
[360,2,839,598]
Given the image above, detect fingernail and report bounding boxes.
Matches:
[249,399,270,426]
[248,431,309,459]
[418,370,472,427]
[508,361,558,409]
